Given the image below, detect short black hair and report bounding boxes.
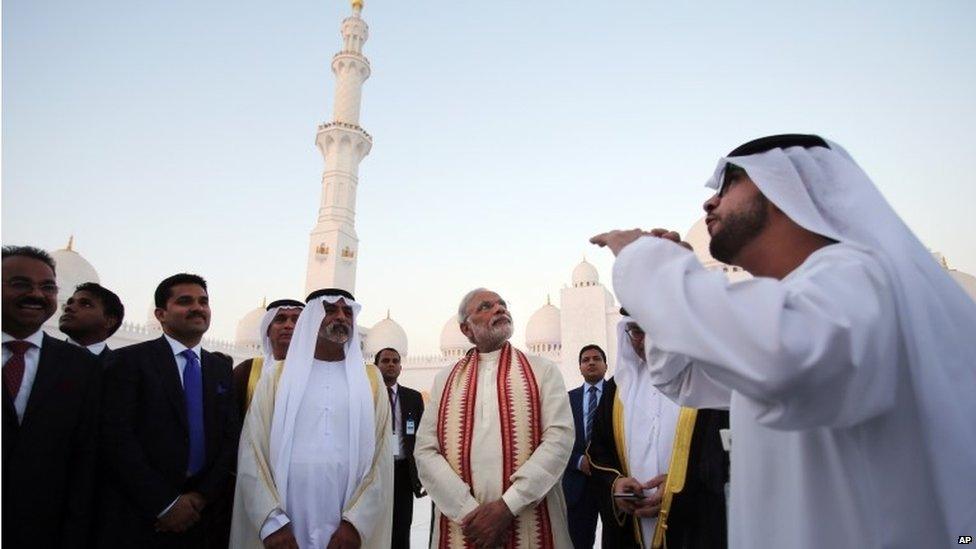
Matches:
[154,273,207,308]
[375,347,400,361]
[578,344,606,364]
[2,245,57,274]
[75,282,126,336]
[306,288,355,303]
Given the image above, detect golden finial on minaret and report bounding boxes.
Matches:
[546,294,551,306]
[351,0,363,14]
[66,235,75,251]
[261,296,267,309]
[386,308,390,320]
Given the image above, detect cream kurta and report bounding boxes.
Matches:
[416,349,574,548]
[615,237,954,548]
[230,362,393,549]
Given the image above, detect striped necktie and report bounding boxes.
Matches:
[585,385,598,442]
[3,340,32,399]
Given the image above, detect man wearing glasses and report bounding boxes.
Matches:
[2,245,100,548]
[586,309,680,548]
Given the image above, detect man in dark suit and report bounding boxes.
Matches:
[375,347,425,549]
[563,344,608,549]
[2,245,101,548]
[59,282,125,360]
[99,273,240,548]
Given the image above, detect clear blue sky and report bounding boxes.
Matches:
[4,0,975,353]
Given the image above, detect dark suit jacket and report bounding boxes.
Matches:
[562,383,589,508]
[395,384,425,497]
[2,333,100,549]
[98,336,240,547]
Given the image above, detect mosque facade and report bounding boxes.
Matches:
[40,2,976,396]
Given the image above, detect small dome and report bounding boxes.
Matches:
[440,315,470,354]
[685,218,718,267]
[950,270,976,303]
[525,298,561,346]
[364,312,408,358]
[235,303,266,347]
[572,259,599,287]
[49,237,100,303]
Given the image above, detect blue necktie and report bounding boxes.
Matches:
[180,349,206,476]
[585,385,598,442]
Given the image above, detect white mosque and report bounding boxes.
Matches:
[39,1,976,396]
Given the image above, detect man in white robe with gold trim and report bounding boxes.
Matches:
[415,288,574,549]
[592,134,976,548]
[231,289,393,549]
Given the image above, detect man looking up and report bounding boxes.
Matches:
[416,288,574,548]
[586,312,679,548]
[59,282,125,358]
[591,134,976,547]
[231,289,393,549]
[99,273,239,548]
[232,299,304,417]
[562,344,607,549]
[2,245,100,548]
[375,347,426,549]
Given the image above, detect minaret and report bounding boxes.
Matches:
[305,0,372,295]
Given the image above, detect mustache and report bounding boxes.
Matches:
[186,312,207,320]
[17,297,49,308]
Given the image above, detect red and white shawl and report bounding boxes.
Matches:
[436,343,554,549]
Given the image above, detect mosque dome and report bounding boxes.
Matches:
[949,270,976,302]
[685,218,718,267]
[440,315,470,356]
[49,237,100,302]
[572,259,599,287]
[525,297,561,347]
[365,312,409,358]
[235,301,266,347]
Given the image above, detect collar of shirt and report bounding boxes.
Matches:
[389,383,399,395]
[163,333,201,361]
[584,379,605,393]
[2,329,45,349]
[67,337,107,355]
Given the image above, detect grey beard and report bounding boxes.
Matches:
[470,320,513,349]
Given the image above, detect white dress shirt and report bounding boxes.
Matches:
[163,333,202,388]
[2,329,45,423]
[67,337,107,356]
[156,333,203,517]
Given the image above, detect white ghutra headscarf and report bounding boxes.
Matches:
[268,292,375,510]
[705,135,976,534]
[257,300,304,373]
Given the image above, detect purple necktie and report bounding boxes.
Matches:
[180,349,206,476]
[3,341,32,399]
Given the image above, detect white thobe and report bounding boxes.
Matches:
[274,360,351,547]
[614,237,948,549]
[415,349,574,548]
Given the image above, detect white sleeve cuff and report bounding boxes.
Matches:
[157,497,179,518]
[260,508,291,540]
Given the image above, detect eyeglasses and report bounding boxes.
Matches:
[3,280,59,295]
[625,327,645,340]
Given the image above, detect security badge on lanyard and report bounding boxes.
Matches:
[405,418,416,436]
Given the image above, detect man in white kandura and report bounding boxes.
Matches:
[591,134,976,548]
[415,288,574,548]
[231,288,392,549]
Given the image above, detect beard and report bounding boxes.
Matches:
[322,320,351,345]
[709,194,769,264]
[469,316,513,349]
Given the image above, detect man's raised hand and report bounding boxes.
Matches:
[590,228,692,256]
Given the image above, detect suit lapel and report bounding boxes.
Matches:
[152,337,188,432]
[22,335,66,426]
[571,387,585,439]
[200,350,219,462]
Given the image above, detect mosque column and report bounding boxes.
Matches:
[306,0,372,295]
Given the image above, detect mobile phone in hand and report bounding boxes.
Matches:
[612,492,646,501]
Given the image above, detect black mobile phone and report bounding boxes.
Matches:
[612,492,646,501]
